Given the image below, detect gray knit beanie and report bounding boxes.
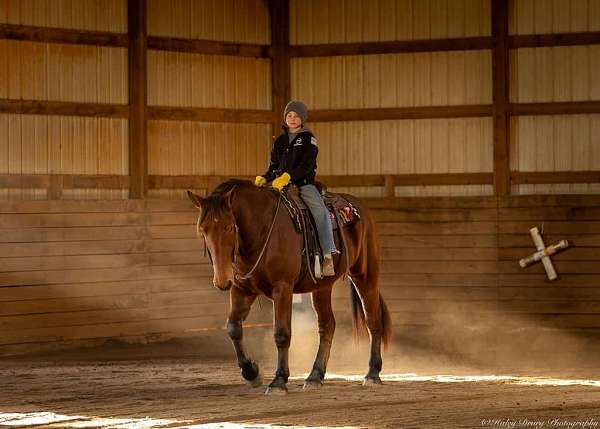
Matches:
[283,100,308,124]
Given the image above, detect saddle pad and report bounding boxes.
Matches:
[327,200,360,229]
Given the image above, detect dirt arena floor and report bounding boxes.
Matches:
[2,324,600,429]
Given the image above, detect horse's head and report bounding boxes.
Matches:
[187,189,237,291]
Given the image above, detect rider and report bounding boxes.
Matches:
[254,100,338,277]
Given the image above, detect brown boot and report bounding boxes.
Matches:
[322,254,335,277]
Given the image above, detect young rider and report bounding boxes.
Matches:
[255,100,338,276]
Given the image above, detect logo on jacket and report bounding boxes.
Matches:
[311,137,317,146]
[293,138,303,146]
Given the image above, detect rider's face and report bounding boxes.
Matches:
[285,111,302,132]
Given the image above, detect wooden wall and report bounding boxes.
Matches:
[312,118,493,197]
[147,0,269,43]
[0,114,129,200]
[0,0,127,32]
[1,0,600,355]
[290,0,491,43]
[2,195,599,355]
[290,0,494,197]
[0,1,129,199]
[0,199,270,356]
[147,121,270,198]
[145,0,272,198]
[509,0,600,194]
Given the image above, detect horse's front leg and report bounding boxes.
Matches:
[265,281,293,395]
[227,286,261,387]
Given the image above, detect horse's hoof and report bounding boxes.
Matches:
[246,370,263,388]
[363,377,383,386]
[265,385,288,395]
[303,379,323,390]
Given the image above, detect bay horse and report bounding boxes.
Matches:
[187,179,391,395]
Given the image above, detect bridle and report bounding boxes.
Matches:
[198,188,283,282]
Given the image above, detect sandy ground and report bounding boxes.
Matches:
[1,329,600,429]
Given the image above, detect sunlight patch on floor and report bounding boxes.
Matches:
[0,412,357,429]
[289,373,600,387]
[185,424,358,428]
[0,413,175,428]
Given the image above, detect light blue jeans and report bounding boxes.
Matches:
[299,184,337,255]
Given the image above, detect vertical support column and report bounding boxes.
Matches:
[492,0,510,196]
[128,0,148,199]
[267,0,290,138]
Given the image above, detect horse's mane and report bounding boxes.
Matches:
[199,179,254,223]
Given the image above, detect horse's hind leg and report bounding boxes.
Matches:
[351,272,384,385]
[227,287,261,387]
[304,285,336,389]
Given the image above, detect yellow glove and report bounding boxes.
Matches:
[272,172,291,192]
[255,176,267,187]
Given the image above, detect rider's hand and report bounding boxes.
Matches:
[272,172,291,192]
[254,176,267,187]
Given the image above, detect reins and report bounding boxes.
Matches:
[233,190,283,281]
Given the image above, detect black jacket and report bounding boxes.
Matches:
[263,126,318,186]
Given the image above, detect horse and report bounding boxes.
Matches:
[187,179,391,395]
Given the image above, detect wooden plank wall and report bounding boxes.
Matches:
[498,195,600,330]
[147,121,271,199]
[146,0,272,199]
[290,0,494,198]
[147,0,270,43]
[312,118,493,197]
[510,0,600,194]
[0,199,270,356]
[289,0,491,43]
[3,195,599,355]
[0,2,129,200]
[0,0,127,32]
[0,114,129,200]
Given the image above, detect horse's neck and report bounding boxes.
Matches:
[233,189,278,255]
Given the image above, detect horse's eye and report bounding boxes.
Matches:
[225,224,235,233]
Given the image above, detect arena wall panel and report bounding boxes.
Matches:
[311,118,493,197]
[511,114,600,195]
[147,0,270,43]
[511,46,600,103]
[290,0,491,45]
[147,51,271,109]
[0,0,127,32]
[147,120,271,199]
[0,40,128,103]
[509,0,600,35]
[3,195,598,355]
[0,114,129,200]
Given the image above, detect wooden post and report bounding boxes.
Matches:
[492,0,510,196]
[267,0,290,139]
[128,0,148,199]
[384,175,395,199]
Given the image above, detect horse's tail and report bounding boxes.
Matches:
[349,279,392,350]
[348,200,392,349]
[379,294,392,350]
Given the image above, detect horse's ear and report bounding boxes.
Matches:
[187,190,203,209]
[223,188,235,210]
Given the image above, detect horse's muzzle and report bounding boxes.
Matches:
[213,279,233,291]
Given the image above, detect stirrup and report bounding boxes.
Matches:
[314,255,323,279]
